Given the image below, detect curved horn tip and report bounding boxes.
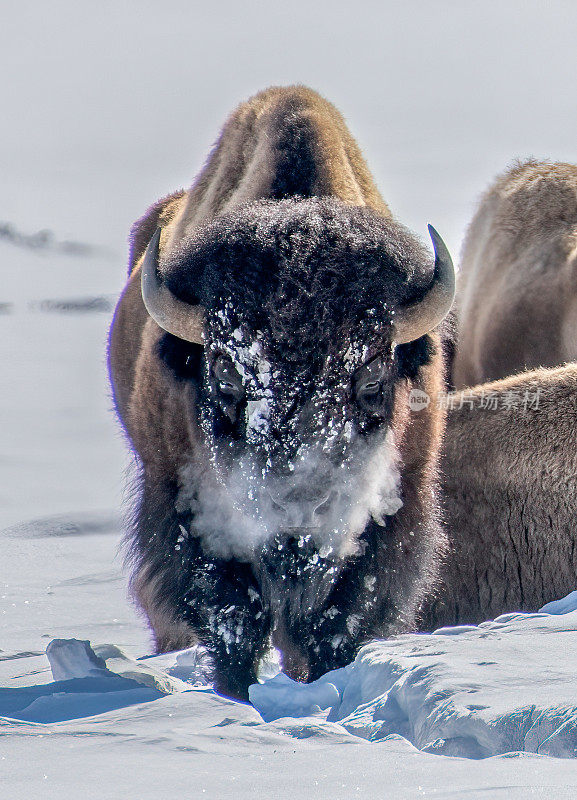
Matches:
[149,226,162,253]
[140,227,162,282]
[392,224,455,345]
[427,224,453,269]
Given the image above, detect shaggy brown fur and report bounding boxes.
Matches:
[453,160,577,389]
[109,86,449,698]
[421,364,577,629]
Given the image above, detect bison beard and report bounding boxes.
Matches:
[109,86,453,699]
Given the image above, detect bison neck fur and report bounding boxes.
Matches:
[109,86,448,699]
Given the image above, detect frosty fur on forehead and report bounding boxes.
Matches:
[208,299,395,375]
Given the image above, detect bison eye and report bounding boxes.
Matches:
[354,356,387,414]
[212,357,244,419]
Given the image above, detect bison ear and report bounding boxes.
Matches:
[392,225,455,344]
[140,228,205,344]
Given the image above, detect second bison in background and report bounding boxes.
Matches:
[453,160,577,389]
[423,364,577,630]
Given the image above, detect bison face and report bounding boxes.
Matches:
[143,198,454,563]
[193,299,403,560]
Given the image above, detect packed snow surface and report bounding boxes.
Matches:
[3,513,577,798]
[9,606,577,759]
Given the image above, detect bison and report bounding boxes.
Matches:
[422,364,577,630]
[453,160,577,389]
[109,86,455,699]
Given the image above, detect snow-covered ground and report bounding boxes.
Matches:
[4,513,577,799]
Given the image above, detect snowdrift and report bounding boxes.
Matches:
[253,609,577,759]
[2,476,577,799]
[4,602,577,760]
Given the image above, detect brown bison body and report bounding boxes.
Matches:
[109,86,454,699]
[453,160,577,389]
[422,365,577,629]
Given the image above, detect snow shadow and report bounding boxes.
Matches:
[0,676,163,724]
[3,511,121,539]
[32,295,115,313]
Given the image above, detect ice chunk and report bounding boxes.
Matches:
[47,639,189,694]
[47,639,108,681]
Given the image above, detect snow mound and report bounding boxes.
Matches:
[0,639,196,724]
[249,671,341,722]
[540,590,577,615]
[47,638,192,694]
[252,608,577,759]
[138,644,214,688]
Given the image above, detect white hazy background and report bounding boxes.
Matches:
[2,0,577,527]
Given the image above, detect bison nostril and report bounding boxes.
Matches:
[266,490,289,517]
[267,487,337,525]
[313,491,336,516]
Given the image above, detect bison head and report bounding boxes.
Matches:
[140,197,453,565]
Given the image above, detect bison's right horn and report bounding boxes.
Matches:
[393,225,455,344]
[141,228,204,344]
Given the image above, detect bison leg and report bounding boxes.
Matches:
[181,556,271,701]
[132,487,271,699]
[138,556,269,699]
[139,555,270,699]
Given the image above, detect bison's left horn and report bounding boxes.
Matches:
[393,225,455,345]
[141,228,204,344]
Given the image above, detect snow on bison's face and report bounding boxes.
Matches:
[143,197,454,562]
